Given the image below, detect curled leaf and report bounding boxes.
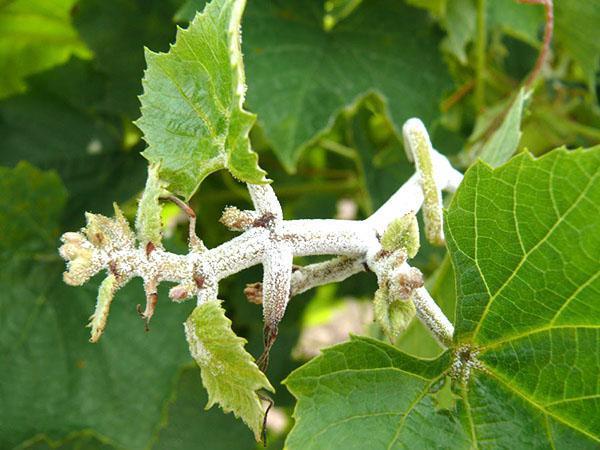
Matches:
[88,273,118,343]
[135,164,169,247]
[373,288,416,341]
[402,118,444,246]
[380,212,420,258]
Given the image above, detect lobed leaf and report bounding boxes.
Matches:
[184,300,274,440]
[243,0,451,171]
[136,0,267,200]
[284,337,469,449]
[286,147,600,448]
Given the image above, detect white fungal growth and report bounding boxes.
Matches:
[59,119,463,348]
[184,320,212,367]
[451,345,485,384]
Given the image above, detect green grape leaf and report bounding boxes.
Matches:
[0,59,148,226]
[323,0,363,31]
[446,147,600,446]
[74,0,181,119]
[475,88,527,167]
[0,0,91,99]
[0,162,66,254]
[441,0,476,64]
[286,147,600,448]
[284,337,470,449]
[243,0,451,171]
[185,300,274,441]
[0,164,194,449]
[136,0,267,200]
[554,0,600,90]
[153,367,256,450]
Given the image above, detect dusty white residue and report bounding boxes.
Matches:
[59,119,463,348]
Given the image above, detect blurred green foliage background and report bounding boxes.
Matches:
[0,0,598,448]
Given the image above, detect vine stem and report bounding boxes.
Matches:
[519,0,554,88]
[60,119,462,350]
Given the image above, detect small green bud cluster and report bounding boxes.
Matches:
[373,212,424,340]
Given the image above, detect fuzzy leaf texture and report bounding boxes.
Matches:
[0,0,91,99]
[285,147,600,449]
[184,300,274,441]
[136,0,267,200]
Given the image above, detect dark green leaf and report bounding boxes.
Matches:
[284,337,469,449]
[152,367,256,450]
[243,0,451,171]
[0,164,193,449]
[287,147,600,448]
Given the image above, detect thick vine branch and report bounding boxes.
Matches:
[59,118,463,352]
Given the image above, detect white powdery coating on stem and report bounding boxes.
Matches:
[262,242,293,325]
[247,183,282,219]
[290,256,366,297]
[412,287,454,348]
[61,121,464,345]
[281,220,376,257]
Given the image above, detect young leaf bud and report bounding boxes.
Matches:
[136,164,169,247]
[88,273,118,342]
[373,287,416,341]
[84,204,135,252]
[59,232,98,286]
[389,266,424,300]
[380,212,420,258]
[220,206,256,231]
[402,118,444,246]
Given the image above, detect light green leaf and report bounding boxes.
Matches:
[323,0,363,31]
[0,0,91,99]
[136,0,267,200]
[184,300,274,441]
[446,147,600,445]
[135,164,168,247]
[243,0,451,171]
[286,147,600,448]
[284,337,470,449]
[441,0,476,64]
[476,88,527,167]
